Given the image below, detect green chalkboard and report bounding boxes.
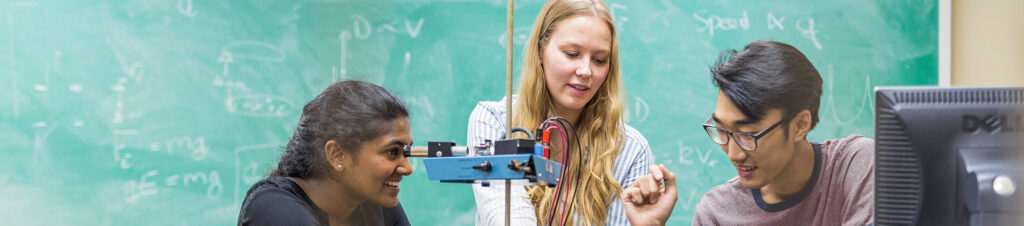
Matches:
[0,0,936,225]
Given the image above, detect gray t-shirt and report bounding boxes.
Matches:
[692,135,874,226]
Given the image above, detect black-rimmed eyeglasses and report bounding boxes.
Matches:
[702,116,785,151]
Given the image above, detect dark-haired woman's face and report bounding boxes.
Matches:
[340,117,413,208]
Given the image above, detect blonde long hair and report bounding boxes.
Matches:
[512,0,625,225]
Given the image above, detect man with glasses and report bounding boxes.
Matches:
[691,40,874,225]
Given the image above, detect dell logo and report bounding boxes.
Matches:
[962,114,1023,133]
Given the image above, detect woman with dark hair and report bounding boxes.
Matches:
[238,80,413,226]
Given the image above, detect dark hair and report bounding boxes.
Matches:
[272,80,409,178]
[710,40,823,133]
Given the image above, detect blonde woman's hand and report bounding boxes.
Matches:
[623,164,677,226]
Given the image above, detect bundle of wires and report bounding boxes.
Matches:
[538,117,583,226]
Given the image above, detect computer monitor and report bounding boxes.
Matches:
[875,87,1024,226]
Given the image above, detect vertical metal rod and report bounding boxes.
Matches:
[505,179,512,226]
[505,1,514,226]
[505,2,514,136]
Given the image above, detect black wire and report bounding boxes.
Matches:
[548,118,570,226]
[541,119,565,226]
[536,117,586,226]
[541,118,567,225]
[510,126,534,140]
[550,117,582,162]
[544,117,582,226]
[554,118,582,226]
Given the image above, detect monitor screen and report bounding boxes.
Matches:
[874,87,1024,225]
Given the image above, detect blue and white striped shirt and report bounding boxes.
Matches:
[469,96,654,226]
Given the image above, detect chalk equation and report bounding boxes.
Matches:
[125,169,224,204]
[678,142,720,168]
[122,142,281,205]
[149,136,210,162]
[692,10,823,50]
[335,15,425,82]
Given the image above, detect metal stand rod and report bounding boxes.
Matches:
[504,0,514,225]
[505,180,512,226]
[504,2,513,135]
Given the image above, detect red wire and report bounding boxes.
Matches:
[541,123,563,225]
[559,149,572,225]
[541,121,574,225]
[555,121,571,226]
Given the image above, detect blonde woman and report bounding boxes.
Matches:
[468,0,668,225]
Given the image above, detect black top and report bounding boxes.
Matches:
[238,176,411,226]
[750,142,823,212]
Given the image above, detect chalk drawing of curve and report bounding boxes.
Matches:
[218,40,293,117]
[220,40,286,62]
[226,93,295,117]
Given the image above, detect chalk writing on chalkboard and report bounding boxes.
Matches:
[678,142,720,168]
[692,10,822,50]
[628,96,649,123]
[178,0,197,18]
[822,64,873,126]
[233,143,283,206]
[216,40,295,117]
[0,1,937,225]
[334,15,426,82]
